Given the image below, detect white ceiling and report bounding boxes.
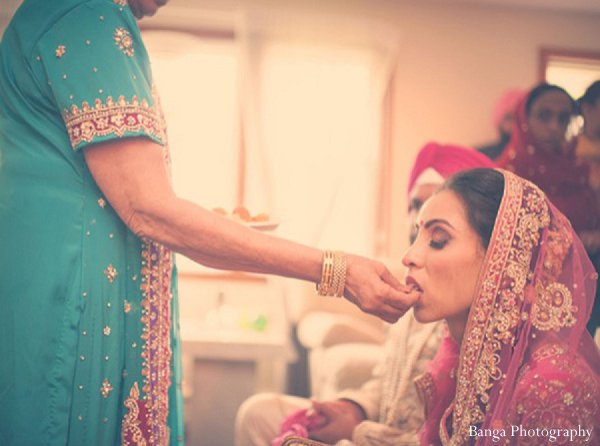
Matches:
[2,0,600,23]
[421,0,600,15]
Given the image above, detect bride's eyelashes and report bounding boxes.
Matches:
[429,228,450,250]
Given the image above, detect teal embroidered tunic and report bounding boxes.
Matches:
[0,1,183,444]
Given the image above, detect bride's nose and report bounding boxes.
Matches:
[402,242,421,269]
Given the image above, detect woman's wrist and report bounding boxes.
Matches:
[316,250,347,297]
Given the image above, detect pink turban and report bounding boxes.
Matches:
[492,88,526,129]
[407,142,496,197]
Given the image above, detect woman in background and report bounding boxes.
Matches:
[405,168,599,445]
[497,83,600,337]
[497,83,600,251]
[576,80,600,336]
[576,80,600,196]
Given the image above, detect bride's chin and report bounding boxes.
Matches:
[413,306,432,323]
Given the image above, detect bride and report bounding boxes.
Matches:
[405,168,600,445]
[281,168,599,446]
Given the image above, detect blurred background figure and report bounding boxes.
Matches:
[577,80,600,196]
[407,142,496,244]
[498,82,600,337]
[235,142,494,446]
[576,79,600,336]
[477,88,526,160]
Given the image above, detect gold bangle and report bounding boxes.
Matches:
[322,251,334,293]
[316,250,346,297]
[316,251,334,296]
[332,251,346,297]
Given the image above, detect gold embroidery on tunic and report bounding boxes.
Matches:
[116,86,173,446]
[63,95,162,149]
[139,241,173,445]
[114,27,134,57]
[104,264,118,283]
[122,382,148,446]
[121,242,173,445]
[55,45,66,58]
[100,378,113,398]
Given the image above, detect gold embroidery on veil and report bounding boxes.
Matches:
[443,172,554,444]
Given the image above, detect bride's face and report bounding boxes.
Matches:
[402,190,485,338]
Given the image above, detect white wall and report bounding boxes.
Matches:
[383,1,600,255]
[4,0,599,256]
[165,0,600,256]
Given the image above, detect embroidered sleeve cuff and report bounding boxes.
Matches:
[64,95,164,150]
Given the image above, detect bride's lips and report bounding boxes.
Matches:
[405,275,423,293]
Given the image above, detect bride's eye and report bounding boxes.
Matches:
[429,228,449,250]
[429,239,448,250]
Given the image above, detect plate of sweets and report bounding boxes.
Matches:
[212,206,279,231]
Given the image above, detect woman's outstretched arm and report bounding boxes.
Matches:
[84,137,419,322]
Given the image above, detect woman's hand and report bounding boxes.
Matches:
[343,254,419,323]
[307,399,366,444]
[128,0,168,19]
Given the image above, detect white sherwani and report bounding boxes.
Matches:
[335,315,443,445]
[235,314,443,446]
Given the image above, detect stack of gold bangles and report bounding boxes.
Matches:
[316,250,347,297]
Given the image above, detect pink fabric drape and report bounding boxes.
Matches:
[418,331,460,446]
[420,170,600,446]
[492,89,526,130]
[272,409,327,446]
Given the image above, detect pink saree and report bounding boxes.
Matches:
[419,170,600,445]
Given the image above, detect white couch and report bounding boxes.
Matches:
[296,311,388,399]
